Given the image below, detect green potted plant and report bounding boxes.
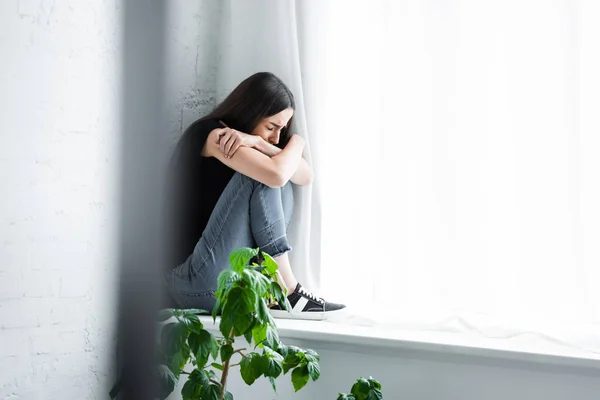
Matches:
[111,247,383,399]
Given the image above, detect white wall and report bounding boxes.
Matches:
[291,340,600,400]
[0,1,221,398]
[0,0,120,398]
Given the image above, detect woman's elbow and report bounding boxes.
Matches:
[266,171,288,188]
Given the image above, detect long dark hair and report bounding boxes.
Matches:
[200,72,296,148]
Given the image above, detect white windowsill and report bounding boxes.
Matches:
[198,316,600,372]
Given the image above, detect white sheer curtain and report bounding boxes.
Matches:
[211,0,327,292]
[205,0,600,355]
[314,0,600,355]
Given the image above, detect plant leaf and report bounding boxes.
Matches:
[270,281,291,311]
[212,296,221,322]
[223,391,234,400]
[184,308,210,316]
[170,342,190,375]
[264,324,280,349]
[242,268,271,298]
[220,344,234,362]
[269,376,277,393]
[265,356,283,379]
[256,298,272,325]
[229,247,258,273]
[367,389,384,400]
[337,395,357,400]
[156,364,178,399]
[368,377,382,390]
[240,353,258,385]
[305,349,320,363]
[181,369,206,400]
[243,323,254,344]
[351,378,371,398]
[251,352,269,377]
[291,364,310,392]
[160,322,189,355]
[262,252,279,275]
[211,362,223,371]
[178,312,203,334]
[219,311,235,339]
[307,361,320,381]
[200,381,221,400]
[216,270,241,300]
[252,323,267,346]
[192,329,218,368]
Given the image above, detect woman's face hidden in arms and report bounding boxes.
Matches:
[251,108,294,145]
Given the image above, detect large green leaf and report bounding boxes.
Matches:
[212,296,221,322]
[269,282,291,311]
[181,369,207,400]
[191,329,218,367]
[160,322,189,355]
[242,269,271,299]
[351,378,371,399]
[368,377,382,390]
[177,312,202,334]
[251,352,269,377]
[216,269,241,300]
[307,361,320,381]
[262,348,283,379]
[223,390,234,400]
[200,381,222,400]
[239,353,259,386]
[229,248,258,273]
[220,344,234,362]
[367,389,384,400]
[255,298,272,325]
[252,323,267,346]
[156,364,178,400]
[170,342,190,374]
[239,352,267,386]
[262,252,279,275]
[223,287,254,315]
[264,324,280,349]
[219,313,235,339]
[304,348,320,363]
[268,376,277,393]
[291,364,310,392]
[234,312,254,337]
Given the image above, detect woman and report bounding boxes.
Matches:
[164,72,345,320]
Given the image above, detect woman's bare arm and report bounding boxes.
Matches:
[253,138,314,186]
[202,128,305,188]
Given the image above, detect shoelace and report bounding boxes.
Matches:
[298,286,324,304]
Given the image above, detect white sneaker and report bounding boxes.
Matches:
[269,283,346,321]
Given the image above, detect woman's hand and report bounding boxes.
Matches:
[215,122,258,158]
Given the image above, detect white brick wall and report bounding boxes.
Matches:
[0,0,120,398]
[1,1,222,398]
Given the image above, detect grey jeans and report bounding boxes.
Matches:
[165,172,294,311]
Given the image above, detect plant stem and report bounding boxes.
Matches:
[219,329,235,400]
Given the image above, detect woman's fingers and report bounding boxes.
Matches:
[228,138,241,158]
[220,131,232,155]
[215,128,227,143]
[225,135,236,157]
